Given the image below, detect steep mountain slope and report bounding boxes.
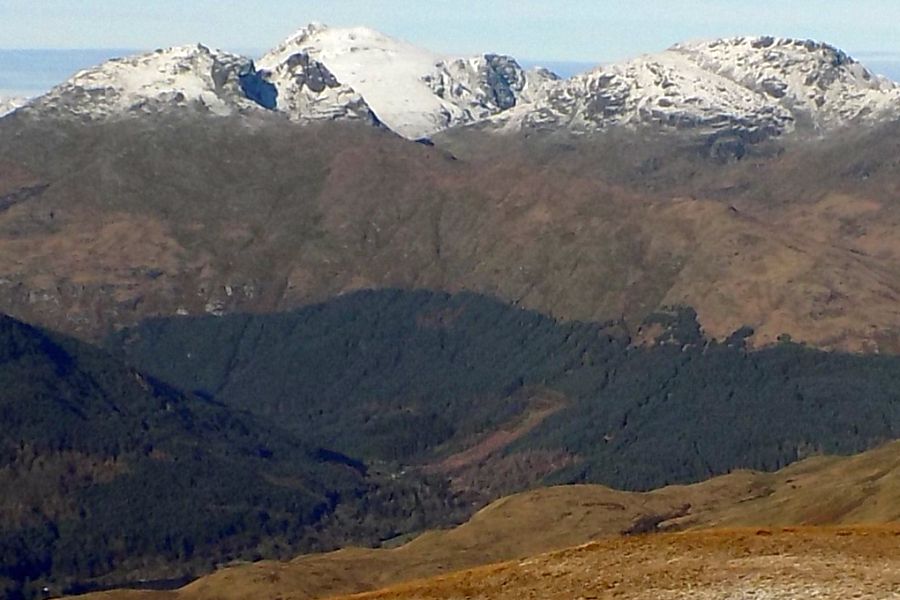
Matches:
[258,23,550,139]
[20,45,274,120]
[493,36,900,138]
[0,313,465,600]
[72,441,900,600]
[5,115,900,350]
[109,289,900,494]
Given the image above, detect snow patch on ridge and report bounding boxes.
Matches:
[13,29,900,142]
[0,96,28,118]
[672,37,900,130]
[24,45,271,120]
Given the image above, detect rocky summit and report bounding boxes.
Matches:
[10,27,897,142]
[491,36,900,139]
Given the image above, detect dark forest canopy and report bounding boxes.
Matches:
[0,314,463,599]
[113,289,900,489]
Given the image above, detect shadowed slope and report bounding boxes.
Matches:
[0,314,465,599]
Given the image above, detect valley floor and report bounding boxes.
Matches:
[341,526,900,600]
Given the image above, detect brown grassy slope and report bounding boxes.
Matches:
[439,124,900,351]
[74,440,900,600]
[340,526,900,600]
[4,117,900,350]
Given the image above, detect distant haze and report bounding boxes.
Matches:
[0,49,138,97]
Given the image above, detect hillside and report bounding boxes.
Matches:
[71,440,900,600]
[108,289,900,494]
[335,527,900,600]
[2,30,900,351]
[0,314,466,600]
[4,115,900,351]
[5,21,900,600]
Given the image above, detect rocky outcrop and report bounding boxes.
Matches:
[258,51,379,124]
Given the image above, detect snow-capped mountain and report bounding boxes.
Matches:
[258,23,549,139]
[0,96,27,117]
[10,29,900,142]
[494,36,900,138]
[22,44,272,120]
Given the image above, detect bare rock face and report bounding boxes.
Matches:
[426,54,528,117]
[281,52,341,93]
[258,51,380,124]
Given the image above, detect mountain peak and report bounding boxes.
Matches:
[22,44,274,120]
[259,23,541,139]
[269,23,417,66]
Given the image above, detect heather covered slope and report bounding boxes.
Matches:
[0,314,465,599]
[5,115,900,351]
[73,441,900,600]
[110,289,900,493]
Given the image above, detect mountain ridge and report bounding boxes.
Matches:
[490,35,900,138]
[0,96,26,117]
[9,26,899,141]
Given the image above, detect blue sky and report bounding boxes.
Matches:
[2,0,900,95]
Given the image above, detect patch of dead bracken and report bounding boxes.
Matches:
[341,526,900,600]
